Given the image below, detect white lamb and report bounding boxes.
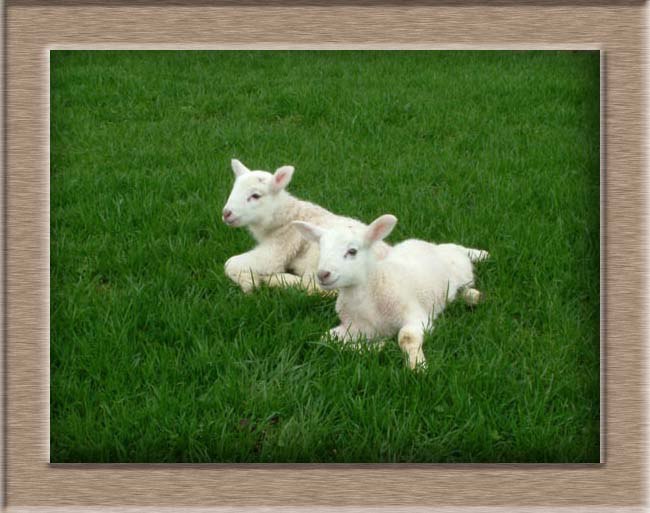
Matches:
[222,159,389,293]
[293,214,489,370]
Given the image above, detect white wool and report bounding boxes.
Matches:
[222,159,387,293]
[293,214,489,369]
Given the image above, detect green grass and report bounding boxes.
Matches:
[51,50,600,463]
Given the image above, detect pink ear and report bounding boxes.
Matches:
[364,215,397,246]
[272,165,295,192]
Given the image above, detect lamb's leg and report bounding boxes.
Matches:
[264,272,336,296]
[398,319,428,370]
[224,250,276,293]
[264,272,312,289]
[326,323,380,349]
[328,324,359,343]
[438,243,489,263]
[224,256,261,293]
[323,322,387,353]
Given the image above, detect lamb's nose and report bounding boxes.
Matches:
[317,270,331,282]
[222,209,233,220]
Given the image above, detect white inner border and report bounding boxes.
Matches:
[45,44,604,465]
[49,43,601,51]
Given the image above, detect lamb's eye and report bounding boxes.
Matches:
[345,248,358,258]
[248,193,261,201]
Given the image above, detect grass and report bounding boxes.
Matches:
[50,50,600,463]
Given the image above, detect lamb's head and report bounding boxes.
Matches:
[222,159,294,228]
[292,214,397,290]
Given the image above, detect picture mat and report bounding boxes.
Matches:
[4,2,646,510]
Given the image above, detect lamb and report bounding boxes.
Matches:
[222,159,390,293]
[292,214,489,369]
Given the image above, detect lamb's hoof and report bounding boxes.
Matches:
[407,355,428,371]
[468,249,490,262]
[412,360,428,372]
[237,277,258,293]
[326,327,348,342]
[463,288,482,306]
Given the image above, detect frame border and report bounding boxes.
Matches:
[3,2,646,511]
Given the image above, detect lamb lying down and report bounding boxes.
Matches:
[293,214,489,369]
[222,159,389,294]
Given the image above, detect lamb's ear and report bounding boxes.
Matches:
[292,221,324,243]
[364,214,398,246]
[231,159,250,178]
[271,165,295,193]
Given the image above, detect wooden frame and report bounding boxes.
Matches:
[3,1,646,511]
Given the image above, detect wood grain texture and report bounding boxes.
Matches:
[4,3,645,509]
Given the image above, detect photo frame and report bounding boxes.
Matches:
[2,0,646,511]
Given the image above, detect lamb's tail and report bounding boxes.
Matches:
[466,248,490,263]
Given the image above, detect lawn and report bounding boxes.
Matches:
[51,50,600,463]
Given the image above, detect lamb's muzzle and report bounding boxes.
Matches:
[317,270,331,282]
